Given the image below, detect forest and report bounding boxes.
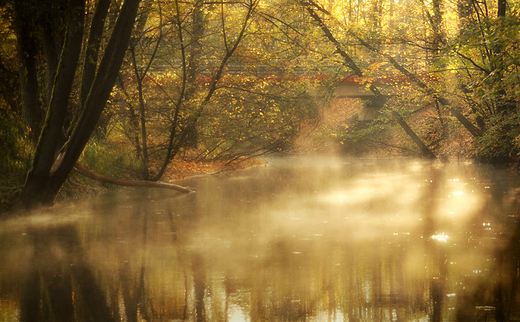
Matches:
[0,0,519,209]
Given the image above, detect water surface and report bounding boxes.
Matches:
[2,156,520,321]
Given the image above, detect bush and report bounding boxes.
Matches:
[80,140,141,178]
[476,112,520,166]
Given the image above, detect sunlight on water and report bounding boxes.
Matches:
[228,306,249,322]
[1,157,520,321]
[431,232,449,243]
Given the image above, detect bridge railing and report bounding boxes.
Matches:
[146,56,433,79]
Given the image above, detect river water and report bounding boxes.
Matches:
[1,156,520,321]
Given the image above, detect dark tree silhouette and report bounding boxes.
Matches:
[12,0,142,207]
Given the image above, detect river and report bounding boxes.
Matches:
[1,156,520,321]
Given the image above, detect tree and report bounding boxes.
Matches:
[303,0,436,159]
[113,0,260,181]
[448,0,520,163]
[122,0,162,180]
[13,0,142,207]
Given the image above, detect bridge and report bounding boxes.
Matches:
[333,74,437,121]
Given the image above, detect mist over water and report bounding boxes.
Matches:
[2,156,520,321]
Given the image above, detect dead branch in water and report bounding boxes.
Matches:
[74,164,193,194]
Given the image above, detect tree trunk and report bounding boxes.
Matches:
[13,0,43,143]
[392,111,436,159]
[80,0,111,107]
[131,49,150,180]
[186,0,204,101]
[21,0,87,205]
[497,0,506,17]
[19,0,142,208]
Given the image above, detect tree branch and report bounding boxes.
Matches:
[455,51,491,74]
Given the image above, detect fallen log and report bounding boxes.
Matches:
[74,164,193,194]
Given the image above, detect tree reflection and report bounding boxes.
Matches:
[191,253,206,321]
[421,166,445,322]
[466,199,520,321]
[20,224,113,321]
[4,160,520,321]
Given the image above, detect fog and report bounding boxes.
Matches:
[1,156,520,321]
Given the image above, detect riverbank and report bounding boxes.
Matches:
[56,157,264,202]
[0,96,482,212]
[0,157,264,213]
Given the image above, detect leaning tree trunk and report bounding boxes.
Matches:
[19,0,142,207]
[392,111,436,158]
[350,31,483,138]
[303,1,436,159]
[21,0,86,205]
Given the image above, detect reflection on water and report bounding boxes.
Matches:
[2,157,520,321]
